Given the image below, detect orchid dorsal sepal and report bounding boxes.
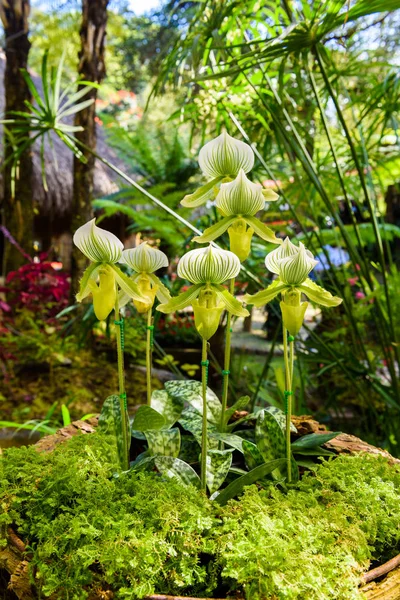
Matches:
[216,169,266,217]
[198,131,254,180]
[265,237,314,275]
[278,243,318,286]
[177,245,241,285]
[121,242,169,274]
[73,218,123,263]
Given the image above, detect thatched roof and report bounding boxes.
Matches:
[0,54,134,227]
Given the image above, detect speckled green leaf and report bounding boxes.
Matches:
[212,458,287,505]
[291,458,300,483]
[132,405,165,432]
[290,432,341,449]
[223,395,250,427]
[178,407,219,449]
[292,446,335,457]
[210,432,244,452]
[205,449,233,494]
[154,456,201,489]
[145,428,181,458]
[256,409,286,463]
[265,406,297,433]
[165,380,222,424]
[242,440,264,471]
[151,389,184,429]
[98,394,130,468]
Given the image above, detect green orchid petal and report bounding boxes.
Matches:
[110,264,150,303]
[262,188,279,201]
[244,279,288,307]
[198,131,254,179]
[157,284,203,314]
[298,279,343,308]
[213,284,249,317]
[118,273,140,308]
[76,262,101,302]
[121,242,168,273]
[192,216,236,244]
[148,273,171,304]
[181,176,224,208]
[178,244,241,285]
[216,169,265,216]
[243,216,281,245]
[73,218,123,263]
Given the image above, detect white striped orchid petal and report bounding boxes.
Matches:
[265,237,313,274]
[278,243,318,285]
[216,169,266,217]
[121,242,169,274]
[177,245,240,285]
[73,218,123,263]
[198,132,254,179]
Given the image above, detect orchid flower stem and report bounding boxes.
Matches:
[220,278,235,433]
[200,338,209,493]
[114,292,129,471]
[146,309,153,406]
[283,325,293,484]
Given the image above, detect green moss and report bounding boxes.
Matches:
[1,435,400,600]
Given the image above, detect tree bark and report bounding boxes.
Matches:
[71,0,109,300]
[0,0,33,275]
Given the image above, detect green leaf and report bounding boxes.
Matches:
[242,440,264,471]
[157,284,203,313]
[292,446,335,457]
[192,216,235,243]
[265,406,297,434]
[154,456,201,489]
[145,428,181,458]
[224,395,250,426]
[210,432,244,453]
[298,279,342,308]
[291,432,342,449]
[181,175,224,208]
[243,279,288,307]
[166,380,222,424]
[61,405,71,426]
[132,405,166,432]
[213,459,287,505]
[151,389,184,429]
[98,395,130,468]
[205,449,233,494]
[255,409,286,463]
[178,407,219,448]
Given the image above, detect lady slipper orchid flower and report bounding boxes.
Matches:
[119,242,171,313]
[244,238,342,336]
[181,132,255,209]
[157,244,249,340]
[193,169,281,261]
[73,219,150,321]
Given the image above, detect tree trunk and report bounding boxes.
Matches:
[71,0,109,299]
[0,0,33,275]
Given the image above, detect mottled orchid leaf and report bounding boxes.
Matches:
[145,428,181,458]
[242,440,264,471]
[154,456,201,489]
[178,407,219,449]
[166,380,222,424]
[210,432,244,453]
[151,389,184,429]
[132,405,165,432]
[205,449,233,494]
[98,394,130,468]
[290,432,341,449]
[265,406,297,433]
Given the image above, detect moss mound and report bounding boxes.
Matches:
[1,433,400,599]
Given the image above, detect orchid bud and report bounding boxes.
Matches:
[198,132,254,179]
[178,244,241,285]
[121,242,168,274]
[228,219,254,262]
[277,243,318,285]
